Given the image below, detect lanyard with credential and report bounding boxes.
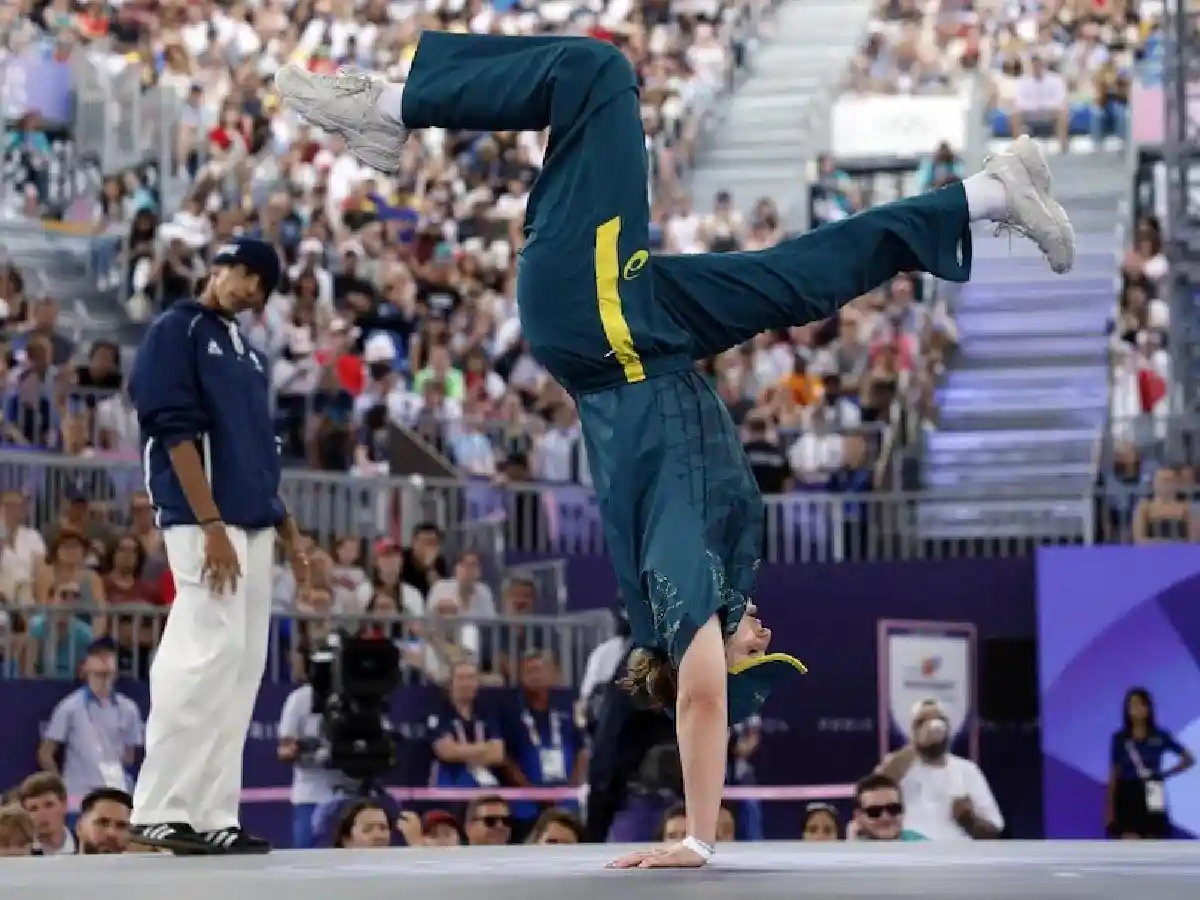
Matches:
[522,708,563,750]
[83,700,121,764]
[1126,740,1155,779]
[452,717,485,744]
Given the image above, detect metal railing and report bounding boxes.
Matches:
[7,447,1200,565]
[0,606,614,687]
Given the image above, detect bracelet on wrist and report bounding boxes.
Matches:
[681,836,714,861]
[199,518,223,529]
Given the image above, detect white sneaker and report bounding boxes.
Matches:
[982,135,1075,274]
[274,66,407,174]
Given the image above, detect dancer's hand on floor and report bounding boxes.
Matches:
[609,842,709,869]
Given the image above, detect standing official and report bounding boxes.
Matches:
[127,238,310,855]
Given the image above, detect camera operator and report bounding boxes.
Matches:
[278,679,355,850]
[583,641,679,842]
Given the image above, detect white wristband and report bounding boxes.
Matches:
[682,836,714,861]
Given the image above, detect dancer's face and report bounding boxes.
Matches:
[725,604,772,669]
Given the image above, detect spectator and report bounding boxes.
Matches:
[331,799,392,849]
[657,802,737,843]
[846,773,926,841]
[501,650,585,837]
[17,772,75,855]
[366,539,424,619]
[1011,55,1070,153]
[1132,467,1198,544]
[37,641,142,804]
[22,580,96,678]
[75,787,132,855]
[527,808,584,845]
[428,660,505,791]
[427,550,495,620]
[801,802,841,841]
[403,523,448,599]
[463,794,513,847]
[877,699,1003,841]
[741,414,791,495]
[422,590,483,684]
[0,488,45,607]
[488,574,551,681]
[915,142,964,194]
[0,804,36,857]
[35,527,106,609]
[409,810,458,848]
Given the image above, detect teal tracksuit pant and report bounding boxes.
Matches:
[403,33,973,663]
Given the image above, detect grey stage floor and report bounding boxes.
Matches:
[6,841,1200,899]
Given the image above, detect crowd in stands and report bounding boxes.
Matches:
[1,0,945,533]
[982,0,1159,150]
[1100,210,1199,544]
[0,468,594,686]
[839,0,1156,151]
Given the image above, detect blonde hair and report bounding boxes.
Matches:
[0,804,35,849]
[619,648,678,709]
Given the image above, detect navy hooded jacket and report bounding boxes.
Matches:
[129,300,284,530]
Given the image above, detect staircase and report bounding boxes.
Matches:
[918,150,1126,540]
[688,0,873,222]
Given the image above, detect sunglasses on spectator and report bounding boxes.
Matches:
[859,803,903,819]
[475,815,511,828]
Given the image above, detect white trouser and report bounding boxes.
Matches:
[132,525,275,832]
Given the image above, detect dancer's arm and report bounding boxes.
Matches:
[675,615,728,847]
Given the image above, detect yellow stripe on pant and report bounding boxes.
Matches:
[594,216,646,384]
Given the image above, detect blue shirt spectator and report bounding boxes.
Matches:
[502,652,582,824]
[26,606,94,679]
[427,661,505,789]
[40,643,143,808]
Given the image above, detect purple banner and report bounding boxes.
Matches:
[0,559,1043,841]
[1038,547,1200,838]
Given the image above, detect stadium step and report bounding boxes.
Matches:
[920,149,1126,541]
[687,0,874,219]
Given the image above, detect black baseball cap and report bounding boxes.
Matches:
[212,237,282,297]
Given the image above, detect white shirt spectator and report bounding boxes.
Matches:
[899,754,1004,841]
[665,211,706,254]
[1014,69,1066,114]
[0,517,45,599]
[537,424,580,482]
[426,578,497,618]
[788,431,844,483]
[95,393,139,455]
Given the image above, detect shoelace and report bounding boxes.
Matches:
[981,151,1047,259]
[305,67,372,97]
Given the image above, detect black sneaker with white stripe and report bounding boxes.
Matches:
[130,823,211,855]
[201,827,271,855]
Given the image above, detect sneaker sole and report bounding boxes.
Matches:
[274,68,402,174]
[129,834,216,856]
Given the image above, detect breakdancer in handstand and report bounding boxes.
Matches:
[276,33,1073,868]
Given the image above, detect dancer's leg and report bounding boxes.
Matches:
[277,34,693,393]
[652,137,1074,359]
